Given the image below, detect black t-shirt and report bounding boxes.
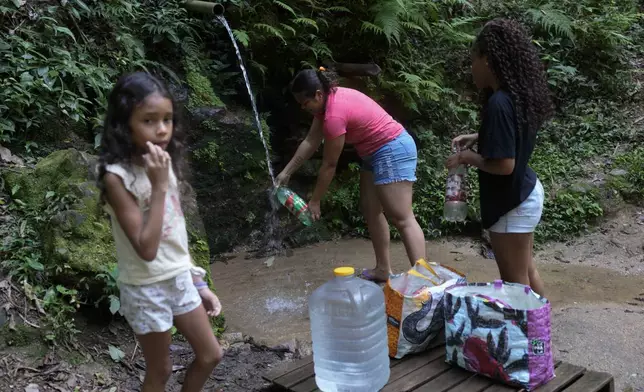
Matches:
[477,90,537,229]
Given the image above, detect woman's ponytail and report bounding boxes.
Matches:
[316,66,339,95]
[290,66,339,98]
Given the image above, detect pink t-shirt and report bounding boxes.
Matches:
[316,87,404,157]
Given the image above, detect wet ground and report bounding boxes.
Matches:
[213,237,644,346]
[213,208,644,392]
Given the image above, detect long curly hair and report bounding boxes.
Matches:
[96,71,187,204]
[473,19,554,134]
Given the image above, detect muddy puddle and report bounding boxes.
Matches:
[212,237,644,347]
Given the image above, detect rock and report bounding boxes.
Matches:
[184,60,226,110]
[24,384,40,392]
[221,332,244,344]
[2,149,115,289]
[271,338,312,357]
[609,168,628,177]
[568,181,594,194]
[0,144,24,166]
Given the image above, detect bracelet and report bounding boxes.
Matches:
[194,281,208,290]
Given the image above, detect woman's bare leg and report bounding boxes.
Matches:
[376,181,426,265]
[360,170,392,281]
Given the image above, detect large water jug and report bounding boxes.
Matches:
[308,267,390,392]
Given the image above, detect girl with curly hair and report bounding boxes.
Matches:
[97,72,223,392]
[446,19,553,295]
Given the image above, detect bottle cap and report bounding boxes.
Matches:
[333,267,355,277]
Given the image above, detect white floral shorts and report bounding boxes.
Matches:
[118,270,202,335]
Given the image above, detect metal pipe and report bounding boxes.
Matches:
[183,0,225,16]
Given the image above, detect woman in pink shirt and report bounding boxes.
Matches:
[276,67,426,282]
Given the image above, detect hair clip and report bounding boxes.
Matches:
[319,66,326,72]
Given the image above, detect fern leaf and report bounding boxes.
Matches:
[272,0,296,17]
[405,11,431,32]
[361,21,385,37]
[326,6,351,13]
[233,29,250,47]
[280,23,297,36]
[292,18,319,32]
[370,0,406,44]
[402,22,426,34]
[253,23,286,44]
[526,6,575,42]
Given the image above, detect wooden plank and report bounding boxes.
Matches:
[274,362,315,388]
[291,376,317,392]
[532,362,585,392]
[263,356,313,383]
[294,346,447,392]
[477,361,571,392]
[388,345,447,383]
[481,384,517,391]
[413,367,475,392]
[381,357,451,392]
[562,371,614,392]
[447,375,495,392]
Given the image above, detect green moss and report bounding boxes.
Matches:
[1,325,41,347]
[187,230,226,331]
[4,149,95,208]
[185,62,225,109]
[2,149,115,288]
[193,141,220,165]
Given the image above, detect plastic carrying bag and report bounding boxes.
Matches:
[443,280,555,391]
[384,259,466,359]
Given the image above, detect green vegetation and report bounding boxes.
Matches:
[610,147,644,204]
[0,0,642,344]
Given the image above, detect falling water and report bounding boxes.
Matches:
[217,15,283,257]
[216,15,276,185]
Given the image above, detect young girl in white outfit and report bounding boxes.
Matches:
[97,71,223,392]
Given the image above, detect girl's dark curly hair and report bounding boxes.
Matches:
[473,19,554,134]
[96,71,187,204]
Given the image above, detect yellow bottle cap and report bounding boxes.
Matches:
[334,267,355,277]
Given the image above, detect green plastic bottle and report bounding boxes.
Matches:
[274,187,313,226]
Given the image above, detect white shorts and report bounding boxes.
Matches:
[489,179,544,234]
[118,270,202,335]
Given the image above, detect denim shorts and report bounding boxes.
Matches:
[361,130,418,185]
[489,179,545,234]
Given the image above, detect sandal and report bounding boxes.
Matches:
[357,268,392,284]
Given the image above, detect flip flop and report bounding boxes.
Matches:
[357,268,392,284]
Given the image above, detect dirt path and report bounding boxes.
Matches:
[212,208,644,392]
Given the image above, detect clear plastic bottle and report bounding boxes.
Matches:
[274,186,313,226]
[443,148,468,222]
[308,267,390,392]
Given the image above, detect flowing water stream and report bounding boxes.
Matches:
[217,15,283,256]
[217,15,276,186]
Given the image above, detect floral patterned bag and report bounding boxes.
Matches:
[384,259,466,359]
[443,280,555,391]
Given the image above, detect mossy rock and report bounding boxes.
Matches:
[2,149,115,288]
[184,60,226,110]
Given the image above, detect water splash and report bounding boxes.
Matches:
[216,15,276,186]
